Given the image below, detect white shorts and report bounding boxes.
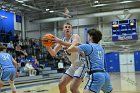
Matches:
[65,53,87,78]
[65,63,87,78]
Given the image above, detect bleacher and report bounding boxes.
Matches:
[0,37,70,86]
[2,66,63,86]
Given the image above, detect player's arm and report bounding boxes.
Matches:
[46,44,62,57]
[56,34,81,47]
[67,44,92,56]
[67,46,80,53]
[68,34,81,50]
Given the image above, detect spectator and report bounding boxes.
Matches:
[7,41,14,53]
[24,62,36,76]
[29,56,40,75]
[19,54,26,73]
[15,44,22,57]
[57,60,65,73]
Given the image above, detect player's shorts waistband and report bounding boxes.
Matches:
[87,70,105,75]
[2,67,16,71]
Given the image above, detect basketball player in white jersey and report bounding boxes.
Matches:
[45,23,86,93]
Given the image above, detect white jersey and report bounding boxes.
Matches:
[62,34,83,67]
[62,35,87,78]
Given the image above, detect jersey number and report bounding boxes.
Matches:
[98,51,102,59]
[2,55,10,60]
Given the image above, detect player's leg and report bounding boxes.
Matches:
[58,65,75,93]
[0,81,4,88]
[9,68,17,93]
[70,65,87,93]
[0,81,4,93]
[9,80,16,93]
[84,72,105,93]
[0,69,11,92]
[101,72,113,93]
[58,74,73,93]
[70,77,83,93]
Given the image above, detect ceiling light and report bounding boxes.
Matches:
[120,1,133,3]
[22,4,28,6]
[94,0,99,4]
[94,4,108,7]
[49,10,54,13]
[46,9,50,11]
[23,0,30,1]
[15,0,24,3]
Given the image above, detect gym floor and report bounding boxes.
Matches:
[2,72,140,93]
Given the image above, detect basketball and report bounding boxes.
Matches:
[41,34,55,47]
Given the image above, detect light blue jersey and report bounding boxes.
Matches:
[0,52,15,70]
[0,52,16,81]
[78,43,105,71]
[78,43,112,93]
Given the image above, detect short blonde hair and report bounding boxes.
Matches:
[64,22,72,26]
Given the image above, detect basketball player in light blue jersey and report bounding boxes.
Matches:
[65,28,113,93]
[0,44,18,93]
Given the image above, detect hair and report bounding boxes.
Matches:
[64,22,72,26]
[87,28,102,43]
[0,48,3,51]
[0,43,7,51]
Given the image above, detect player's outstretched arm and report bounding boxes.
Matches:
[55,34,81,47]
[67,46,80,53]
[46,44,61,57]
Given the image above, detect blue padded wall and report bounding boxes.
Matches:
[134,51,140,71]
[105,52,120,72]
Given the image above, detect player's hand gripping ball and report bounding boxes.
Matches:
[41,34,55,47]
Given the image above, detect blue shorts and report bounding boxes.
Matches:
[1,68,16,81]
[85,72,112,93]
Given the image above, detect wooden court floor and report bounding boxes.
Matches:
[2,73,140,93]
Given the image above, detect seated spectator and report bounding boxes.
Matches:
[57,60,65,73]
[29,56,40,75]
[24,62,36,76]
[18,54,27,73]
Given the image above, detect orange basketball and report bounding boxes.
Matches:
[41,34,55,47]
